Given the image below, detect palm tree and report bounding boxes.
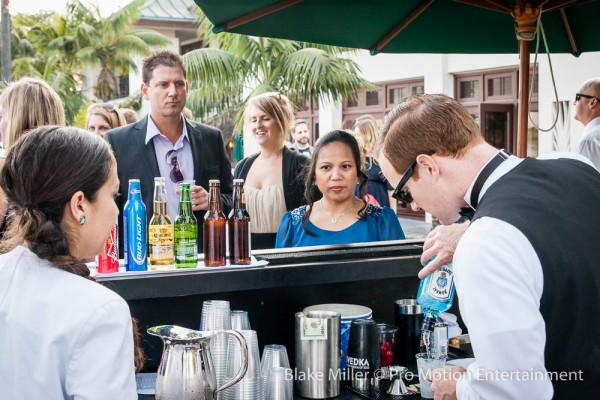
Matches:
[184,10,372,129]
[68,0,170,101]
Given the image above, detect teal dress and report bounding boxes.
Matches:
[275,203,405,248]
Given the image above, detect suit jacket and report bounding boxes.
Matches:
[105,116,233,256]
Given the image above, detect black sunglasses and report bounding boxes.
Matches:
[392,160,417,203]
[166,150,184,183]
[575,93,600,104]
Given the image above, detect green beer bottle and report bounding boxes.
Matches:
[174,182,198,268]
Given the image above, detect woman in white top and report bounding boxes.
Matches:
[233,92,309,249]
[0,126,138,399]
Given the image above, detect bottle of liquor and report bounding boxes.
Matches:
[123,179,147,271]
[203,179,226,266]
[416,259,455,354]
[148,177,174,270]
[174,181,198,268]
[227,178,251,265]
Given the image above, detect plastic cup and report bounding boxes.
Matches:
[415,352,446,398]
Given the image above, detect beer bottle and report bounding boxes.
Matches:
[174,181,198,268]
[148,177,174,270]
[123,179,147,271]
[203,179,226,266]
[228,179,251,264]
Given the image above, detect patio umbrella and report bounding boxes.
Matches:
[192,0,600,157]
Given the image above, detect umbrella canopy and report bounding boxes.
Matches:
[193,0,600,156]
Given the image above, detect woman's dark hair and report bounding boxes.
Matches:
[0,126,112,276]
[301,130,368,234]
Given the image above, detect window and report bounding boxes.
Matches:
[488,76,512,97]
[459,80,478,99]
[366,91,380,106]
[411,85,424,94]
[389,87,408,104]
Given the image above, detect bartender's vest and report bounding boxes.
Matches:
[472,157,600,399]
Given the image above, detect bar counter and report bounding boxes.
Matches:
[98,240,427,373]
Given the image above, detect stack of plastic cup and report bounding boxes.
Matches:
[222,330,263,400]
[260,344,290,398]
[231,310,251,330]
[200,300,231,398]
[264,367,293,400]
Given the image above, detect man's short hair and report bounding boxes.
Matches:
[142,49,186,84]
[293,119,309,132]
[378,93,484,174]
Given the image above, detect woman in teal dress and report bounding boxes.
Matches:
[276,130,404,248]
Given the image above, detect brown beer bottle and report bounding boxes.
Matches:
[203,179,226,266]
[228,179,251,264]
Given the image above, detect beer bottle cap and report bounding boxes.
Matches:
[233,179,244,184]
[209,179,221,185]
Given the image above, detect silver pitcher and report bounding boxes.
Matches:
[148,325,248,400]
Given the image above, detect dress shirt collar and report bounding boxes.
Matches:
[144,113,189,145]
[464,151,522,210]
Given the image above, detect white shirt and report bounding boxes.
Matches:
[574,116,600,171]
[454,153,592,399]
[0,246,137,399]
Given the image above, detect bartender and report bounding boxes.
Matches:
[377,93,600,399]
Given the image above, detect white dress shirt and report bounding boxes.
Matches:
[574,116,600,170]
[453,153,590,399]
[0,246,137,399]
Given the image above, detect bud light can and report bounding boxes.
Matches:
[96,220,119,273]
[123,179,147,271]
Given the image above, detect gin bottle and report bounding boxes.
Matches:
[416,259,455,353]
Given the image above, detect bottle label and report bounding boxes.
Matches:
[426,265,454,301]
[149,225,174,260]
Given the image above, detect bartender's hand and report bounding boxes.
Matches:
[431,365,465,400]
[419,221,470,278]
[188,185,209,211]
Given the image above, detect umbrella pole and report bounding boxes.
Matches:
[517,39,530,158]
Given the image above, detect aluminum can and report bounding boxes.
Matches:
[96,221,119,273]
[123,179,147,271]
[431,321,448,358]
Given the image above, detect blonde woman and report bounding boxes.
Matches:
[353,116,394,207]
[0,78,66,234]
[233,92,310,249]
[85,103,127,138]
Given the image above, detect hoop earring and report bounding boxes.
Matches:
[79,215,86,225]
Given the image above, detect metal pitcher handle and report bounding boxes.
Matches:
[214,330,248,394]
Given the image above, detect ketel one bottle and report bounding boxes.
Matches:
[227,179,251,265]
[123,179,147,271]
[174,181,198,268]
[416,258,455,356]
[148,177,175,270]
[203,179,226,266]
[96,219,119,273]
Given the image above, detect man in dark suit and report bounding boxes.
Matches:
[106,49,233,256]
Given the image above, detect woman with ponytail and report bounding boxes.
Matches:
[0,126,139,398]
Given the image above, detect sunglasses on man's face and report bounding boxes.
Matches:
[392,160,417,204]
[574,93,600,104]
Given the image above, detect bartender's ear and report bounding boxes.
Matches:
[415,154,439,177]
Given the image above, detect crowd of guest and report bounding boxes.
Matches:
[1,46,598,399]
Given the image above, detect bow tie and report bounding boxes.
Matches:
[299,148,310,153]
